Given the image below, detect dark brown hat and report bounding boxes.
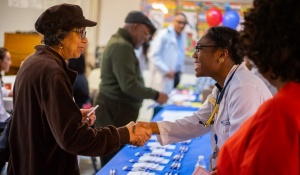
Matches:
[125,11,156,35]
[35,3,97,36]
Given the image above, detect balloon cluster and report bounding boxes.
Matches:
[205,7,240,29]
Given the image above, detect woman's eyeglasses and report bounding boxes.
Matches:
[73,29,87,39]
[194,45,219,52]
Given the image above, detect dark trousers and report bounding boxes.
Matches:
[0,160,5,173]
[94,93,140,167]
[0,126,7,173]
[174,71,181,88]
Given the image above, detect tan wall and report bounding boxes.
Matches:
[97,0,141,47]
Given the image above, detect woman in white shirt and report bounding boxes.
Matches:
[136,26,273,170]
[0,47,12,175]
[0,48,12,122]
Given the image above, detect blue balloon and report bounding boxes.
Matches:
[223,10,240,29]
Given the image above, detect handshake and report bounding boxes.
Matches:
[126,121,154,146]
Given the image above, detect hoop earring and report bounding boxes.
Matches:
[219,57,224,63]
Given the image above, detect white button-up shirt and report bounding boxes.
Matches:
[0,87,10,122]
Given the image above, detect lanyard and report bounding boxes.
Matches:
[200,65,240,127]
[210,134,219,170]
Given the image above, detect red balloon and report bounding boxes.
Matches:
[206,8,222,27]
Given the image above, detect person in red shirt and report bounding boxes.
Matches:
[216,0,300,175]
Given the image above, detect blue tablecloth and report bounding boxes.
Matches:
[96,106,212,175]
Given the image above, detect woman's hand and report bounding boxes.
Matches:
[210,166,217,175]
[80,108,96,126]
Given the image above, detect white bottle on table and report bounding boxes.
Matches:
[195,155,206,169]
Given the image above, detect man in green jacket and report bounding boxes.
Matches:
[94,11,168,166]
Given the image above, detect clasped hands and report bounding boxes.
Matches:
[126,121,152,146]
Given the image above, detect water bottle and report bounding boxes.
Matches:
[195,155,206,169]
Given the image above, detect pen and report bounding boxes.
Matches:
[109,168,116,175]
[87,105,99,116]
[170,161,176,169]
[84,105,99,123]
[176,162,181,169]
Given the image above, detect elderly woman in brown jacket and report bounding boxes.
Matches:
[8,4,150,175]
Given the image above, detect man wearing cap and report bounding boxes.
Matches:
[148,12,188,93]
[8,4,151,175]
[94,11,168,166]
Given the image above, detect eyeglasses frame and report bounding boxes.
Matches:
[73,29,87,39]
[194,45,220,52]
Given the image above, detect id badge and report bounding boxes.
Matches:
[209,145,219,170]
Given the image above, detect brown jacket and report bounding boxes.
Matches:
[8,45,129,175]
